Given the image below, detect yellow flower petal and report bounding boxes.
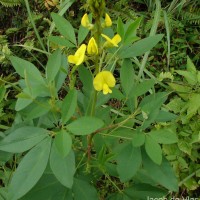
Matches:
[93,71,116,95]
[101,34,121,47]
[87,37,98,55]
[112,34,121,45]
[68,44,86,66]
[105,13,112,27]
[81,13,90,27]
[103,84,112,94]
[81,13,93,29]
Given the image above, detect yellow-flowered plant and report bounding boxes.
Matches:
[93,71,116,94]
[104,13,112,27]
[101,34,121,48]
[68,44,86,66]
[81,13,94,29]
[87,37,98,55]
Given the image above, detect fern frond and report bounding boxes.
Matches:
[0,0,22,7]
[180,8,200,25]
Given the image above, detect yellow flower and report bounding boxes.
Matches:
[87,37,98,55]
[81,13,93,29]
[101,34,121,48]
[104,13,112,27]
[93,71,116,95]
[68,44,86,66]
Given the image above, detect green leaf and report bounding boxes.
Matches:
[55,130,72,157]
[50,141,75,188]
[124,17,142,44]
[67,116,104,135]
[120,59,135,97]
[20,98,51,120]
[0,127,48,153]
[48,36,75,48]
[51,13,76,45]
[175,70,197,85]
[187,56,196,74]
[142,150,178,192]
[61,89,77,124]
[46,49,62,82]
[186,93,200,118]
[78,25,89,45]
[55,55,69,91]
[119,34,164,58]
[132,133,145,147]
[124,183,167,200]
[15,96,33,111]
[155,110,177,122]
[117,17,125,40]
[20,173,72,200]
[10,56,45,85]
[8,137,52,200]
[78,66,93,96]
[73,179,98,200]
[150,129,178,144]
[130,79,155,98]
[116,143,142,182]
[145,135,162,165]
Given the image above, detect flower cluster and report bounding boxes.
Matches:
[68,12,121,95]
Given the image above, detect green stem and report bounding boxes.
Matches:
[24,0,47,53]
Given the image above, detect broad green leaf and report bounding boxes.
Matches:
[78,66,93,96]
[55,130,72,157]
[10,56,45,85]
[78,25,89,45]
[117,17,125,40]
[46,49,62,82]
[116,143,142,182]
[61,89,77,124]
[48,36,75,47]
[0,127,48,153]
[8,137,52,200]
[124,17,142,44]
[186,93,200,118]
[155,110,177,122]
[132,133,145,147]
[130,79,155,98]
[20,173,72,200]
[187,56,196,73]
[145,135,162,165]
[150,129,178,144]
[142,150,178,192]
[119,34,164,58]
[67,116,104,135]
[15,96,33,111]
[176,70,197,85]
[124,184,167,200]
[50,142,75,188]
[168,82,191,100]
[51,13,76,45]
[120,59,135,97]
[55,55,69,91]
[20,98,51,120]
[140,92,168,113]
[107,193,130,200]
[73,179,98,200]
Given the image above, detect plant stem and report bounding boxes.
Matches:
[24,0,47,53]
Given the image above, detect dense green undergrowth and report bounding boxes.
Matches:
[0,0,199,199]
